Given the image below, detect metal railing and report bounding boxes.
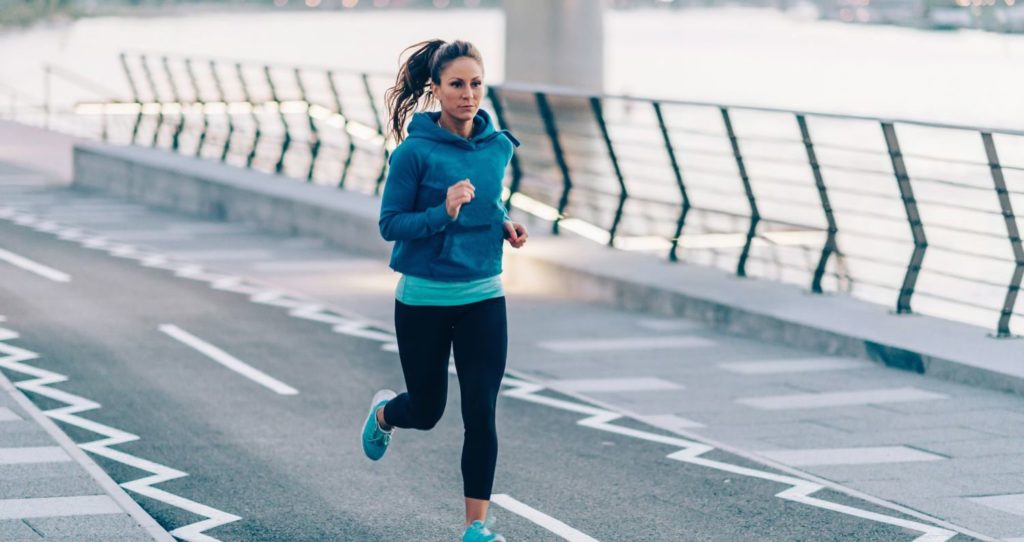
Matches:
[59,52,1024,338]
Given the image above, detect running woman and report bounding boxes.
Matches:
[361,39,526,542]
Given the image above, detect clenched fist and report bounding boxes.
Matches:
[446,179,475,219]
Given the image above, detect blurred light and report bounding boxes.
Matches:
[273,0,287,6]
[279,100,310,114]
[305,0,321,6]
[433,0,450,7]
[855,7,869,21]
[1008,0,1016,6]
[342,0,359,6]
[373,0,390,6]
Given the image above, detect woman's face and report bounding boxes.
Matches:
[431,56,484,123]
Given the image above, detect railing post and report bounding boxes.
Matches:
[797,114,838,294]
[326,71,356,188]
[264,66,291,175]
[139,55,163,148]
[161,57,185,152]
[590,96,628,247]
[486,87,523,212]
[118,53,144,146]
[535,92,573,235]
[235,63,262,169]
[721,107,759,277]
[652,101,690,262]
[208,61,235,164]
[981,132,1024,337]
[294,68,320,182]
[361,73,389,195]
[184,58,209,158]
[881,122,927,314]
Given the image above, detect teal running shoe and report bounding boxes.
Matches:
[361,389,396,461]
[462,517,506,542]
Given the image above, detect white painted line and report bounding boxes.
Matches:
[538,336,714,353]
[550,377,682,393]
[737,387,948,410]
[159,324,298,395]
[167,249,275,261]
[969,494,1024,517]
[637,414,705,430]
[755,446,945,467]
[0,446,71,464]
[0,495,122,519]
[490,494,599,542]
[97,230,194,241]
[636,319,702,332]
[0,247,71,282]
[0,407,20,421]
[249,259,373,272]
[719,358,871,375]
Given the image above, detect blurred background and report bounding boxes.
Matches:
[2,0,1022,336]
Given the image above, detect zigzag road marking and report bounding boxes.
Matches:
[0,324,240,542]
[0,205,974,542]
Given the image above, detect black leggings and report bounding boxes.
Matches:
[381,296,507,500]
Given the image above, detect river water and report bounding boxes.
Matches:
[1,7,1023,128]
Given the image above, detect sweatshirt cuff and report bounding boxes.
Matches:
[426,203,455,232]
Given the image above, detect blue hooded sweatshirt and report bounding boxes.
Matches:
[379,109,520,281]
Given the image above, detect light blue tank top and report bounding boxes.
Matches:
[396,273,504,306]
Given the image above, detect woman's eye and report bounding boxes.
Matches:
[472,82,481,87]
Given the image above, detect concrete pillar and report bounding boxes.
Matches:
[503,0,605,93]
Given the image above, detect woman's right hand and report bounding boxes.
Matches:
[445,179,475,219]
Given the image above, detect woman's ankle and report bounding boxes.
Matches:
[375,407,392,431]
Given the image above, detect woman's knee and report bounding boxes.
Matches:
[410,401,446,430]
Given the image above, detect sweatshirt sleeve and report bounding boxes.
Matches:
[379,145,454,242]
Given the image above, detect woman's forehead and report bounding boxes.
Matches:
[441,58,483,80]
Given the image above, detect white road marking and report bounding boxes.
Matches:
[719,358,871,375]
[538,336,714,353]
[501,377,961,542]
[159,324,298,395]
[0,495,122,519]
[96,230,195,241]
[550,377,682,392]
[0,322,234,541]
[0,207,975,542]
[637,413,705,430]
[249,259,373,272]
[167,249,275,261]
[636,319,702,332]
[968,494,1024,517]
[490,494,600,542]
[0,247,71,282]
[0,446,71,464]
[755,446,945,467]
[737,387,948,410]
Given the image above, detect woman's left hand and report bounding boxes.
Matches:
[503,221,528,249]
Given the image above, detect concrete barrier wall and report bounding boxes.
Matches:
[73,144,390,259]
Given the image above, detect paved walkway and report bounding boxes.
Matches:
[1,169,1022,540]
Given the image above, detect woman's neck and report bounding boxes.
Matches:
[438,113,473,139]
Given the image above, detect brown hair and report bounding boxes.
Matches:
[384,39,484,143]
